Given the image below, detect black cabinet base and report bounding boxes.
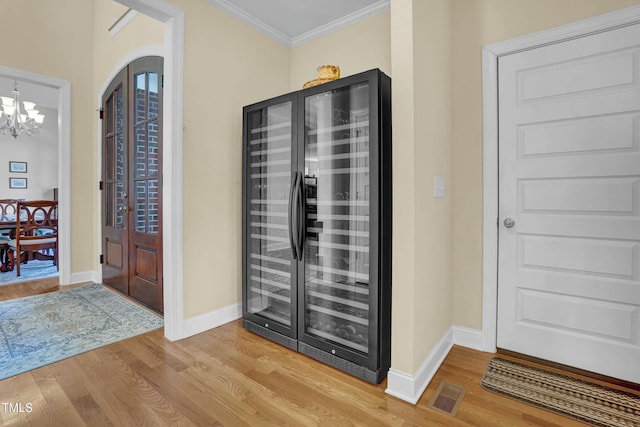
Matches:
[243,320,298,351]
[298,342,388,384]
[243,321,387,384]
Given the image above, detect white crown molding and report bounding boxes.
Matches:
[291,0,390,47]
[205,0,390,48]
[204,0,291,47]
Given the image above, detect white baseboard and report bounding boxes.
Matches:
[385,325,482,404]
[180,302,242,340]
[452,325,483,351]
[67,270,99,286]
[386,328,454,404]
[60,270,241,341]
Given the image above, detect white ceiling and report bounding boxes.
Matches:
[0,76,58,111]
[205,0,389,47]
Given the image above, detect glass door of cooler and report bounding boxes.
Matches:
[244,97,297,337]
[300,80,376,363]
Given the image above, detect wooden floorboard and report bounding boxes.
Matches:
[0,276,61,301]
[1,287,637,425]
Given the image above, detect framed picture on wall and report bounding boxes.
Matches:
[9,161,27,173]
[9,177,27,189]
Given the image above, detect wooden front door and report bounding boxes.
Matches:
[102,56,164,313]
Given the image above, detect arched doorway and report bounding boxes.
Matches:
[101,56,164,313]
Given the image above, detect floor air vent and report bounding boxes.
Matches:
[427,381,466,417]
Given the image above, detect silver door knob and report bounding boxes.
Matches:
[503,218,515,228]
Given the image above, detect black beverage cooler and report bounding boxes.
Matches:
[241,69,391,384]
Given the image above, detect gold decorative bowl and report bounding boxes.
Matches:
[303,65,341,88]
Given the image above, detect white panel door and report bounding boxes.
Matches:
[497,23,640,383]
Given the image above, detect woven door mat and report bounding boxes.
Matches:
[481,357,640,427]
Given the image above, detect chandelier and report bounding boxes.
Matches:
[0,81,45,139]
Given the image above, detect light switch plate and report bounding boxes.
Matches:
[434,176,445,198]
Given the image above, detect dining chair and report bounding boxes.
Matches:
[0,200,19,272]
[0,199,19,237]
[7,200,58,277]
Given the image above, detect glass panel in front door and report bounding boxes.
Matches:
[105,87,126,229]
[247,101,294,326]
[304,83,370,354]
[133,72,160,235]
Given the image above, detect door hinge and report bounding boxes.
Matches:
[99,254,104,264]
[99,181,104,190]
[99,108,104,120]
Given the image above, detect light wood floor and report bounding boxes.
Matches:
[0,276,60,301]
[1,282,637,426]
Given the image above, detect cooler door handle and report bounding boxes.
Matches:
[296,172,305,261]
[288,172,298,260]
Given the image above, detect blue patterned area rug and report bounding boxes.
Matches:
[0,260,58,286]
[0,283,164,380]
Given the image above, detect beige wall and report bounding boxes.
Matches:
[171,0,290,317]
[411,0,453,371]
[93,1,165,86]
[2,0,288,321]
[390,0,417,373]
[0,0,94,274]
[93,1,290,318]
[92,0,165,281]
[390,0,454,374]
[450,0,640,331]
[0,116,58,201]
[174,3,388,317]
[95,0,291,318]
[290,12,391,90]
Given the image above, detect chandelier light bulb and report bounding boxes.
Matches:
[22,101,36,111]
[0,96,14,107]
